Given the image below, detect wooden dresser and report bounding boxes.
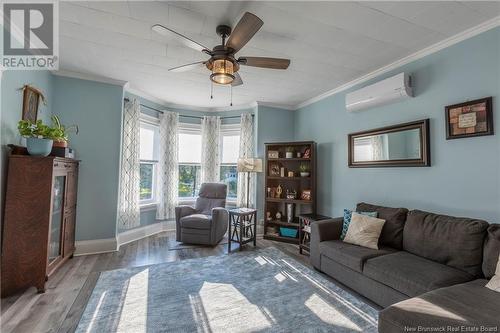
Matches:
[1,156,79,297]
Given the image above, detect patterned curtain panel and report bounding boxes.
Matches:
[201,116,221,183]
[156,111,179,220]
[237,113,255,207]
[118,99,141,230]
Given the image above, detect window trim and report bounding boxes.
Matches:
[139,116,160,207]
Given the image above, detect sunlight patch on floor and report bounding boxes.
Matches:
[254,255,267,265]
[305,293,362,331]
[199,282,272,332]
[85,291,107,333]
[274,272,286,282]
[117,269,149,332]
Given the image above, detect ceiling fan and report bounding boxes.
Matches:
[152,12,290,87]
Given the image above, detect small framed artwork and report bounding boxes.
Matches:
[22,85,44,122]
[268,150,279,159]
[300,189,311,201]
[269,163,280,176]
[303,147,311,159]
[445,97,493,140]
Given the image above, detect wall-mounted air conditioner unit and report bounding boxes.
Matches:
[345,72,413,112]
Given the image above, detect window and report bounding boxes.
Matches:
[178,124,202,199]
[220,124,240,200]
[139,119,159,205]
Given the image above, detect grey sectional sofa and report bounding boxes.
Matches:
[310,202,500,332]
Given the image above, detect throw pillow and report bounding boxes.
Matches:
[343,212,386,250]
[341,209,379,240]
[486,255,500,292]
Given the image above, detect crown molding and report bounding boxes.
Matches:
[258,101,295,111]
[51,70,128,87]
[294,16,500,110]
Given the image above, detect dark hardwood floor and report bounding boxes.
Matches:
[0,229,375,333]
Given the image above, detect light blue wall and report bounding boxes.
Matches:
[294,27,500,223]
[53,76,124,241]
[256,105,295,219]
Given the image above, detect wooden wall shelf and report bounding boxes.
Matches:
[264,141,317,245]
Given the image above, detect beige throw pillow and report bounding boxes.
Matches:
[486,255,500,292]
[343,212,386,250]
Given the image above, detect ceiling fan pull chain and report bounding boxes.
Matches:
[230,85,233,106]
[210,71,214,99]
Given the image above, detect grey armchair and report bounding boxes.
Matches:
[175,183,229,245]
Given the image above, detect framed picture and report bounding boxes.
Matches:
[268,150,279,159]
[22,85,43,122]
[303,147,311,159]
[300,189,311,201]
[445,97,493,139]
[269,163,280,176]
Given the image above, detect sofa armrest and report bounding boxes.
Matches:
[310,217,344,269]
[175,205,197,241]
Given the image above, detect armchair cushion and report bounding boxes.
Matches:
[180,214,212,229]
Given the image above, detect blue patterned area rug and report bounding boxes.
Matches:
[76,247,378,332]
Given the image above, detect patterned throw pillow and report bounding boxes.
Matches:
[486,255,500,292]
[341,209,379,240]
[343,213,386,250]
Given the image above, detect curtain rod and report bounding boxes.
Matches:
[123,98,254,120]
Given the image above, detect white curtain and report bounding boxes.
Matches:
[156,111,179,220]
[201,116,221,183]
[237,113,255,207]
[118,99,141,230]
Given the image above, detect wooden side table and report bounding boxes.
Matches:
[228,208,258,253]
[299,214,332,255]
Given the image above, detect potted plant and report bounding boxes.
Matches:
[285,146,294,158]
[50,115,78,148]
[299,163,310,177]
[18,119,54,156]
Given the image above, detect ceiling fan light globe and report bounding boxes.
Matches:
[210,73,234,85]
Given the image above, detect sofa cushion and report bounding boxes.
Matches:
[356,202,408,250]
[180,214,212,229]
[319,240,396,272]
[483,224,500,279]
[379,280,500,332]
[364,251,474,297]
[403,210,489,277]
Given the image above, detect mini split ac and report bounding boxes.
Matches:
[345,72,413,112]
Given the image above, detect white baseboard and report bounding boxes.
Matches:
[74,238,118,256]
[74,220,176,256]
[117,220,175,248]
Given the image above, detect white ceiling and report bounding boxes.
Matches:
[58,1,500,109]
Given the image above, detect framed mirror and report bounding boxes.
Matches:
[348,119,430,167]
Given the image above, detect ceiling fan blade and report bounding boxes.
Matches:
[169,61,206,73]
[238,57,290,70]
[226,12,263,53]
[152,24,211,54]
[232,73,243,86]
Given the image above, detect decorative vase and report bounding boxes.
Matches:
[26,137,53,157]
[285,152,293,158]
[53,140,68,148]
[300,172,310,177]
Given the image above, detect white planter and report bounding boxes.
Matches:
[300,172,310,177]
[285,152,293,158]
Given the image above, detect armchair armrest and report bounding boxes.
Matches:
[310,217,344,269]
[211,207,229,243]
[175,205,197,241]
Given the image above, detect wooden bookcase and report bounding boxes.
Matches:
[263,141,317,244]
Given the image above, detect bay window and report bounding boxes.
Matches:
[139,119,159,206]
[220,124,240,201]
[178,124,202,199]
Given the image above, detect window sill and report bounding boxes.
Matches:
[140,203,157,212]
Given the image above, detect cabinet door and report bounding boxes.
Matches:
[48,174,66,268]
[63,210,76,257]
[65,168,78,209]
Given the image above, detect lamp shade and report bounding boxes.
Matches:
[237,158,263,173]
